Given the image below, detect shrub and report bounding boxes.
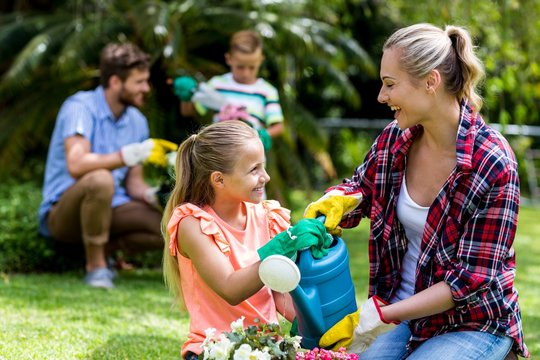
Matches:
[0,181,77,272]
[0,181,162,273]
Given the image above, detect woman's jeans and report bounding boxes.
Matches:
[360,321,513,360]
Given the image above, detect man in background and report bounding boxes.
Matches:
[39,42,168,289]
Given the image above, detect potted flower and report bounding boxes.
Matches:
[200,317,358,360]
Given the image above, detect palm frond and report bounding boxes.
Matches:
[310,56,361,107]
[0,12,22,25]
[0,76,82,172]
[0,0,372,190]
[298,17,376,75]
[285,100,328,152]
[0,21,76,96]
[272,137,313,193]
[130,1,171,55]
[54,17,130,80]
[198,6,255,31]
[0,13,72,65]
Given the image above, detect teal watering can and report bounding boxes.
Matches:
[259,216,357,349]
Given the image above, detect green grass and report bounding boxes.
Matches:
[0,198,538,358]
[0,270,187,359]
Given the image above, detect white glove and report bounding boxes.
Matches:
[143,186,160,208]
[166,151,177,168]
[349,296,398,354]
[120,139,155,167]
[192,82,228,111]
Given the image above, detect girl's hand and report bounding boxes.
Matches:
[257,218,332,260]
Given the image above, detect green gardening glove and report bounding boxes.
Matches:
[173,76,198,101]
[257,128,272,152]
[258,218,333,261]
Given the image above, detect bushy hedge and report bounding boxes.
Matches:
[0,181,67,272]
[0,181,161,273]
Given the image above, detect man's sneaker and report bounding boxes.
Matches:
[84,268,115,289]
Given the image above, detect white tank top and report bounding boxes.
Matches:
[391,175,429,303]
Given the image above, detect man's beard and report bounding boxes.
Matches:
[118,86,144,109]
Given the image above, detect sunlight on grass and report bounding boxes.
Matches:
[0,270,187,359]
[512,208,540,356]
[0,207,538,359]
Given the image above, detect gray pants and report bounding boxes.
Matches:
[47,169,163,255]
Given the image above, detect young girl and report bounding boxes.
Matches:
[162,120,328,359]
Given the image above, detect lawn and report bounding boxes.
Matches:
[0,204,538,359]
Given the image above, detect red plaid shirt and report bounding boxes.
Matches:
[330,102,528,357]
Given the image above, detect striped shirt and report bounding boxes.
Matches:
[329,101,528,357]
[38,86,149,236]
[203,72,283,129]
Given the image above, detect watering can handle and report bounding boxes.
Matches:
[315,215,334,238]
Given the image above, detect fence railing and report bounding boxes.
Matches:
[319,118,540,205]
[319,118,540,136]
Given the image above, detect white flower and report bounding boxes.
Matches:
[201,327,217,359]
[203,327,217,342]
[232,343,252,360]
[291,335,303,350]
[201,318,300,359]
[206,334,234,360]
[166,151,177,168]
[230,316,245,333]
[202,345,211,360]
[251,349,272,360]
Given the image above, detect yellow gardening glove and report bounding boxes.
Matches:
[146,139,178,167]
[319,310,359,351]
[320,296,398,354]
[304,190,362,236]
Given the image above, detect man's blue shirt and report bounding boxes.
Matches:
[38,86,149,236]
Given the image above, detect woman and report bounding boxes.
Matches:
[310,23,529,359]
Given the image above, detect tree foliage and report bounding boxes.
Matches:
[0,0,376,203]
[381,0,540,127]
[1,0,540,192]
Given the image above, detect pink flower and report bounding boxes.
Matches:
[296,347,359,360]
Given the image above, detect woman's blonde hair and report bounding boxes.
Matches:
[383,23,485,111]
[161,120,259,309]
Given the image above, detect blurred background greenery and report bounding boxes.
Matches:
[1,0,540,200]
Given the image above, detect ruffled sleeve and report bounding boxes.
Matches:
[167,203,230,257]
[262,200,291,238]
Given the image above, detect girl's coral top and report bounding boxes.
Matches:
[167,200,290,357]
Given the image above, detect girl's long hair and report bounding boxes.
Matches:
[161,120,259,309]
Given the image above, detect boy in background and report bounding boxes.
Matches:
[175,30,284,148]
